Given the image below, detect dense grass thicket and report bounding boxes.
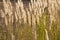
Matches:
[0,0,60,40]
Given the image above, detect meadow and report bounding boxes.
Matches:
[0,0,60,40]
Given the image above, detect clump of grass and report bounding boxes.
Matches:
[0,0,60,40]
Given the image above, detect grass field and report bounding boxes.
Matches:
[0,0,60,40]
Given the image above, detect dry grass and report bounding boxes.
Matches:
[0,0,60,40]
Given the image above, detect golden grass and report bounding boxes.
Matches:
[0,0,60,40]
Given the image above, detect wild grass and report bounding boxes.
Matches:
[0,0,60,40]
